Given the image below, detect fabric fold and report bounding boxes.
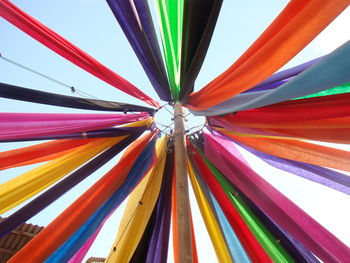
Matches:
[218,128,350,172]
[192,41,350,116]
[203,131,350,263]
[106,0,171,101]
[0,134,140,238]
[187,0,349,110]
[0,137,119,214]
[0,0,159,107]
[0,112,149,141]
[179,0,223,100]
[154,0,184,100]
[8,132,154,263]
[105,136,168,263]
[0,82,156,113]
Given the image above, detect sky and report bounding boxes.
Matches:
[1,0,350,262]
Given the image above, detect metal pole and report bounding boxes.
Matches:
[173,102,193,263]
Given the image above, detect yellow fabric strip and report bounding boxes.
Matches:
[106,136,168,263]
[0,137,124,214]
[122,118,154,128]
[187,159,234,263]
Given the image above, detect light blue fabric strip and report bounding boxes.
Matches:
[192,41,350,116]
[210,192,252,263]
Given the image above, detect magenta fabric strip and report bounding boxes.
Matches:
[203,131,350,263]
[67,226,101,263]
[0,112,149,140]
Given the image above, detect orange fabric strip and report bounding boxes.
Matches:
[0,139,95,170]
[220,129,350,172]
[7,132,154,263]
[187,0,349,110]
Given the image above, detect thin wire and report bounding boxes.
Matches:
[0,53,151,111]
[0,55,72,88]
[163,104,174,116]
[112,152,168,250]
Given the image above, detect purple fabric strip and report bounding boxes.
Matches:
[145,145,173,263]
[106,0,171,101]
[0,112,149,140]
[231,136,350,195]
[203,131,350,263]
[0,127,147,142]
[245,56,323,93]
[0,133,138,238]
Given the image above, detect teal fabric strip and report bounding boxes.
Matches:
[191,41,350,116]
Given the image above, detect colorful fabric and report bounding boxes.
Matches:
[8,132,154,263]
[0,82,155,113]
[0,133,139,238]
[154,0,184,100]
[0,137,119,214]
[179,0,222,100]
[106,0,171,101]
[203,131,350,262]
[186,0,349,110]
[0,112,149,140]
[105,136,167,263]
[0,0,159,107]
[191,40,350,115]
[187,159,234,263]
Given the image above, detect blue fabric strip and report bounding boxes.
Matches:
[45,139,156,262]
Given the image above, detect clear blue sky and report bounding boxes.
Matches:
[1,1,349,262]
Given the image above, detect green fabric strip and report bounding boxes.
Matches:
[154,0,184,101]
[295,82,350,100]
[195,146,294,263]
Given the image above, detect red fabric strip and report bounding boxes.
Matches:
[0,0,159,107]
[188,142,272,263]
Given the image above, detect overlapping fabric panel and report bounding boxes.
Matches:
[203,131,350,262]
[48,136,156,263]
[211,194,252,263]
[214,92,350,125]
[7,132,154,263]
[155,0,184,100]
[217,128,350,172]
[192,40,350,116]
[0,139,93,170]
[186,0,349,110]
[106,136,167,263]
[142,144,173,263]
[190,142,303,262]
[2,126,147,143]
[192,138,321,263]
[187,159,234,263]
[243,56,323,93]
[106,0,171,101]
[187,141,273,263]
[0,137,120,214]
[0,112,149,141]
[0,123,148,169]
[179,0,222,100]
[295,82,350,100]
[228,136,350,195]
[0,0,159,107]
[0,134,139,238]
[0,82,156,113]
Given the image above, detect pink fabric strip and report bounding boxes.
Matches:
[0,0,160,107]
[68,226,102,263]
[0,112,149,140]
[203,131,350,263]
